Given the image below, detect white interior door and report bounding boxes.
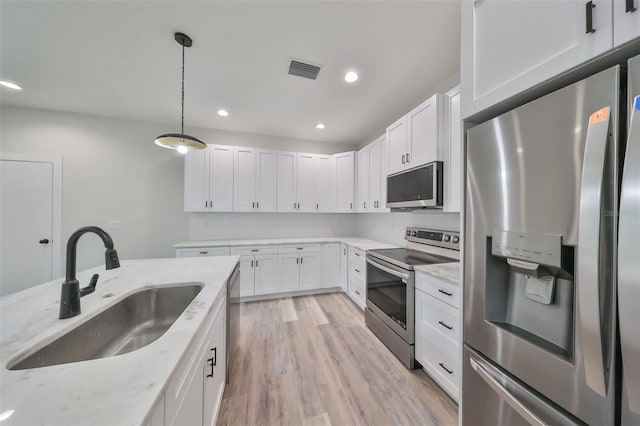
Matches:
[1,156,61,296]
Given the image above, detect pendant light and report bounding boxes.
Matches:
[154,32,207,153]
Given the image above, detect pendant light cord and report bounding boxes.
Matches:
[181,42,185,135]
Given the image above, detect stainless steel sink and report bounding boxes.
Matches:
[8,284,204,370]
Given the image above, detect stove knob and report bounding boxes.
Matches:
[406,230,411,236]
[443,235,451,242]
[411,231,418,237]
[452,236,460,244]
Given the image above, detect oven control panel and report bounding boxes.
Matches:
[405,227,460,250]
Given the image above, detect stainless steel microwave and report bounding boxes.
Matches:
[386,161,443,209]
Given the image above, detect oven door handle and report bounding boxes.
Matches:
[366,258,410,282]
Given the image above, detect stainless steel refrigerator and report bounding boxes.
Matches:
[463,56,640,425]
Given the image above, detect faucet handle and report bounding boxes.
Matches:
[80,274,99,297]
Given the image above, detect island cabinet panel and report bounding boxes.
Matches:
[166,292,226,426]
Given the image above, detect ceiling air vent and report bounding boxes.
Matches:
[288,59,322,80]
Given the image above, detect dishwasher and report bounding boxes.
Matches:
[226,262,240,384]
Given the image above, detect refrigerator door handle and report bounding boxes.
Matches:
[618,95,640,413]
[577,105,612,397]
[469,355,581,426]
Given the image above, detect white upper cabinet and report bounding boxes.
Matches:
[461,0,613,119]
[234,148,276,212]
[614,0,640,46]
[185,145,234,212]
[296,154,316,212]
[357,147,370,211]
[314,155,335,212]
[334,152,355,212]
[443,86,462,213]
[277,152,297,212]
[357,136,389,212]
[386,94,444,175]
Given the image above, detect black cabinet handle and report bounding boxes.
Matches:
[439,363,453,375]
[350,202,352,209]
[39,239,50,244]
[402,154,406,164]
[294,202,296,209]
[252,202,255,208]
[355,268,360,273]
[251,249,259,252]
[438,320,453,330]
[355,252,360,257]
[301,257,304,264]
[364,202,367,209]
[438,289,453,297]
[207,347,217,378]
[199,251,208,255]
[251,259,254,267]
[586,1,596,33]
[296,257,299,264]
[355,290,360,295]
[344,249,347,255]
[317,203,319,209]
[297,247,303,250]
[627,0,636,12]
[256,259,259,267]
[256,202,259,209]
[406,153,411,162]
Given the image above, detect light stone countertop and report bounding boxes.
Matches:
[0,256,239,426]
[173,237,399,252]
[414,262,461,286]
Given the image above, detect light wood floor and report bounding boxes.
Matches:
[217,292,458,426]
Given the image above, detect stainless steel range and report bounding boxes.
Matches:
[366,227,460,369]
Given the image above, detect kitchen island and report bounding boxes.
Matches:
[0,256,239,426]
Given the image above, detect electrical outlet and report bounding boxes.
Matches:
[110,220,121,230]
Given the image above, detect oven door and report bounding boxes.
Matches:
[366,256,414,344]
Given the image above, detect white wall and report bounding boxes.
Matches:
[188,213,358,241]
[355,211,460,247]
[0,106,355,272]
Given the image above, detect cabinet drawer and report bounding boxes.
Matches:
[230,245,277,256]
[166,292,225,422]
[349,247,365,264]
[416,289,460,345]
[278,244,321,254]
[176,247,230,257]
[349,260,365,281]
[416,271,460,309]
[417,321,460,400]
[348,275,366,309]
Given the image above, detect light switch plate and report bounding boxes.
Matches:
[110,220,121,230]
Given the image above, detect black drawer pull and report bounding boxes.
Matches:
[439,363,453,375]
[199,251,208,255]
[627,0,636,12]
[251,249,259,252]
[354,252,360,257]
[39,239,50,244]
[355,290,360,295]
[438,321,453,330]
[207,347,217,378]
[438,289,453,297]
[355,269,360,273]
[586,1,596,34]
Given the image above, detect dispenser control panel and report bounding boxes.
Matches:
[491,230,562,268]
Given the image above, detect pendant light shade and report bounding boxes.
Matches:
[154,32,206,152]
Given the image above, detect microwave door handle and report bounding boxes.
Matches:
[577,106,612,397]
[366,258,410,282]
[619,96,640,412]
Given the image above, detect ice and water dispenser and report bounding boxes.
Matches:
[485,230,575,361]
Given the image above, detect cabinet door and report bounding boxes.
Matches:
[300,252,322,290]
[357,148,370,211]
[256,150,277,212]
[334,152,355,212]
[461,0,612,119]
[614,0,640,47]
[277,152,296,212]
[170,349,205,426]
[339,244,348,292]
[322,243,340,288]
[233,147,256,212]
[407,94,441,167]
[203,300,226,426]
[378,136,390,211]
[296,154,316,212]
[254,254,279,295]
[369,140,382,210]
[314,155,334,212]
[238,256,255,297]
[279,253,300,292]
[444,87,462,213]
[386,116,407,175]
[209,145,234,212]
[184,148,209,212]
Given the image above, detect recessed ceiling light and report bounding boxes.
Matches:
[0,80,22,90]
[217,109,229,117]
[315,123,326,130]
[344,71,358,83]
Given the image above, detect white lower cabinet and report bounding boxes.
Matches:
[347,247,366,309]
[322,243,340,288]
[300,251,321,290]
[175,247,230,258]
[277,245,322,292]
[415,271,461,402]
[279,253,302,292]
[231,246,278,297]
[163,292,226,426]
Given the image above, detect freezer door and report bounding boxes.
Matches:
[463,346,582,426]
[619,55,640,426]
[464,65,619,425]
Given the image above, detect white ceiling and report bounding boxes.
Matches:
[0,1,461,145]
